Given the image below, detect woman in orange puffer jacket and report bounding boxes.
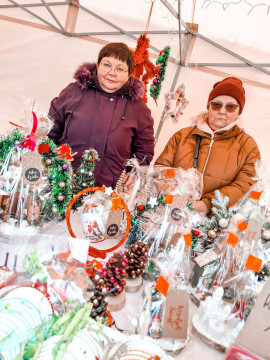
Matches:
[155,77,260,214]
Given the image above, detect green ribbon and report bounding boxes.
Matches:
[22,249,44,275]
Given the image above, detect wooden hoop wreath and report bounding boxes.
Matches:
[66,186,131,259]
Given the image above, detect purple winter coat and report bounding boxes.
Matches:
[48,63,155,188]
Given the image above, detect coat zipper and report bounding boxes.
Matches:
[202,134,214,177]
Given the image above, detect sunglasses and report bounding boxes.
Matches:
[210,101,239,113]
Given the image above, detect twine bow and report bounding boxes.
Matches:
[21,111,38,151]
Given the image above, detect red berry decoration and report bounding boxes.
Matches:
[137,204,145,211]
[193,229,200,237]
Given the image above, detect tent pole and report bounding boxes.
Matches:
[0,2,65,8]
[188,62,270,67]
[178,0,182,64]
[154,32,194,144]
[41,0,66,34]
[193,31,270,76]
[72,30,183,36]
[7,0,64,34]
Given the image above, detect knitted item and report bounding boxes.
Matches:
[207,77,245,114]
[125,240,149,279]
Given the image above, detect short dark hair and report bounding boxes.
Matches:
[97,42,135,75]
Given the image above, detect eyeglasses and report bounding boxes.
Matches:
[99,61,128,76]
[210,101,239,113]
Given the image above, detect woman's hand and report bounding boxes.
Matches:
[192,200,209,214]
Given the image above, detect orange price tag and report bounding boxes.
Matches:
[166,169,175,178]
[163,194,174,204]
[245,254,262,273]
[86,259,103,277]
[155,275,169,297]
[183,233,192,247]
[237,221,248,232]
[106,310,114,326]
[112,197,122,211]
[250,191,262,200]
[226,232,239,248]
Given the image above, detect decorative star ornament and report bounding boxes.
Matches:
[104,186,114,196]
[148,197,158,208]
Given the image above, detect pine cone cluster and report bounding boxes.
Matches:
[100,251,128,296]
[89,274,108,319]
[125,240,149,279]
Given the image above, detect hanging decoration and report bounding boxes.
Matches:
[133,34,158,103]
[149,46,171,101]
[162,84,189,123]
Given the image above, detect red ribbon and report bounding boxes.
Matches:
[38,144,50,154]
[21,111,38,151]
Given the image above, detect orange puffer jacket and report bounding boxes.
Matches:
[155,114,261,212]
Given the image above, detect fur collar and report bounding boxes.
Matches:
[74,62,145,101]
[191,111,244,135]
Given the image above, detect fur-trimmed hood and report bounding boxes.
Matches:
[190,111,245,135]
[74,62,145,102]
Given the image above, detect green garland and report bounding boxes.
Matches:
[150,46,171,101]
[0,129,24,162]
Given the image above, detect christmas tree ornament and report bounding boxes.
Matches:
[124,240,149,292]
[148,197,158,208]
[104,186,114,196]
[138,204,145,211]
[148,314,162,339]
[162,84,189,123]
[193,229,201,237]
[219,218,229,228]
[57,194,64,202]
[208,229,217,239]
[261,229,270,241]
[58,181,65,188]
[45,158,52,165]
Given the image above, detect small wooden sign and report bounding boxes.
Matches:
[22,151,43,185]
[242,219,262,247]
[163,289,189,340]
[105,210,122,239]
[234,277,270,360]
[168,194,186,224]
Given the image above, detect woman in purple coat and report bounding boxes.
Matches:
[48,42,155,188]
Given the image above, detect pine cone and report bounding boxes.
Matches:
[125,240,149,279]
[100,252,128,296]
[89,274,108,319]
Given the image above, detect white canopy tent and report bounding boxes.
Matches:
[0,0,270,162]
